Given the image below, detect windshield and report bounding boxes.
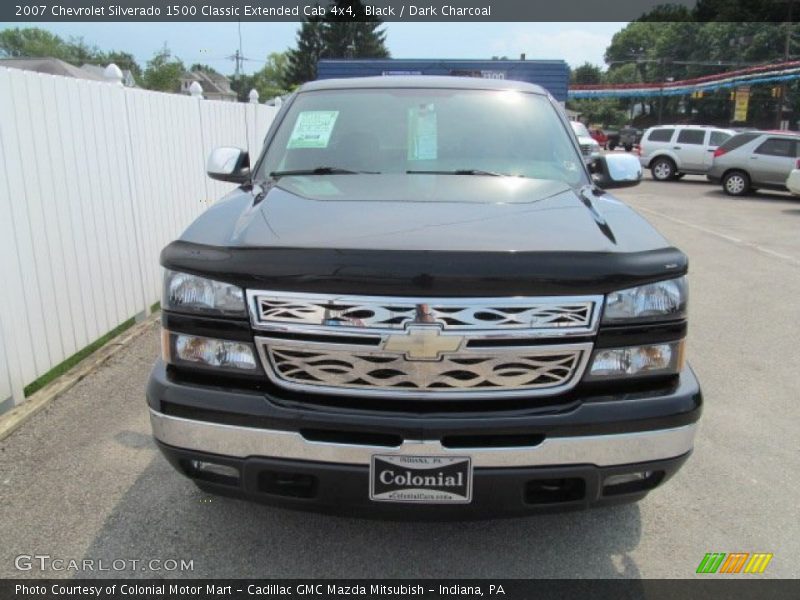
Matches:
[257,88,586,187]
[570,121,591,138]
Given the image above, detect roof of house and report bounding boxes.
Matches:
[181,70,235,96]
[0,57,106,81]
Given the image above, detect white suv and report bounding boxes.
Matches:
[639,125,735,181]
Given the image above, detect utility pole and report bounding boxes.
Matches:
[657,58,669,125]
[233,49,243,79]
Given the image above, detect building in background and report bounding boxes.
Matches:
[0,57,105,81]
[179,70,237,102]
[316,58,570,102]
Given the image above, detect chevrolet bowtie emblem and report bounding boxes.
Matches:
[383,326,464,361]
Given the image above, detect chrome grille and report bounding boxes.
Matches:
[258,339,590,399]
[580,143,592,156]
[248,291,601,400]
[250,292,597,332]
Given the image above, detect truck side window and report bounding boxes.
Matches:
[709,131,730,147]
[648,129,674,142]
[676,129,705,145]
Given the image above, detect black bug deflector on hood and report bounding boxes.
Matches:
[161,241,687,297]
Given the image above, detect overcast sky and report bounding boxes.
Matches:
[3,22,625,73]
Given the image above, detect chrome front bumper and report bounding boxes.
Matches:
[150,409,697,469]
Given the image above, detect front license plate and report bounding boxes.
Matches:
[369,455,472,504]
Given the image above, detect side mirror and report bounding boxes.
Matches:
[591,153,642,189]
[207,147,250,183]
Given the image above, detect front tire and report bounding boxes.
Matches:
[651,157,676,181]
[722,170,751,196]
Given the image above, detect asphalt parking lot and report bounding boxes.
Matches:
[1,176,798,579]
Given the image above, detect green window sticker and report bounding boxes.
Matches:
[287,111,339,148]
[407,104,437,160]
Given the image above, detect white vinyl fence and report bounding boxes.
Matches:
[0,66,277,411]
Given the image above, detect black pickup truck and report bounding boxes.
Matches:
[147,77,701,518]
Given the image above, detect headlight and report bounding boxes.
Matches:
[162,330,258,372]
[584,341,685,381]
[163,270,246,317]
[603,277,687,324]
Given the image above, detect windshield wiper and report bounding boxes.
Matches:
[406,169,511,177]
[269,167,379,178]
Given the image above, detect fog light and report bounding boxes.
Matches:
[603,470,664,496]
[190,460,240,481]
[604,471,653,487]
[164,331,258,372]
[585,341,684,380]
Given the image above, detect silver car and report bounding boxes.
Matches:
[707,131,800,196]
[570,121,601,163]
[639,125,734,181]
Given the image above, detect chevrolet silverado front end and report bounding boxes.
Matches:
[146,77,701,518]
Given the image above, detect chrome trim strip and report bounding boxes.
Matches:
[254,338,593,400]
[150,410,697,468]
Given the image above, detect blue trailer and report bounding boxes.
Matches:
[316,59,570,102]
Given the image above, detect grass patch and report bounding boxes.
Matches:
[150,301,161,314]
[23,317,137,397]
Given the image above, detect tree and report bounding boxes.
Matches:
[571,62,602,85]
[0,27,106,64]
[284,0,389,86]
[0,27,143,82]
[284,17,326,87]
[0,27,72,60]
[230,52,290,101]
[142,45,185,92]
[190,63,222,75]
[322,1,389,59]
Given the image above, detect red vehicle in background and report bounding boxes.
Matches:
[590,127,609,148]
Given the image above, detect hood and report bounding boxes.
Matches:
[180,174,668,254]
[575,135,599,146]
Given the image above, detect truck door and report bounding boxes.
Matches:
[674,128,706,171]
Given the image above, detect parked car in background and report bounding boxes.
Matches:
[708,131,800,196]
[639,125,734,181]
[786,168,800,195]
[570,121,602,162]
[619,126,639,152]
[590,127,609,149]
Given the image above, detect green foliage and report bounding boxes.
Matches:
[284,1,389,86]
[0,27,77,60]
[567,98,628,128]
[142,45,185,92]
[230,52,290,102]
[285,18,326,88]
[190,63,221,75]
[570,62,602,85]
[322,1,389,58]
[0,27,142,82]
[602,15,799,127]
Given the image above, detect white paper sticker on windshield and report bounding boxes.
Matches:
[407,104,437,160]
[287,111,339,149]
